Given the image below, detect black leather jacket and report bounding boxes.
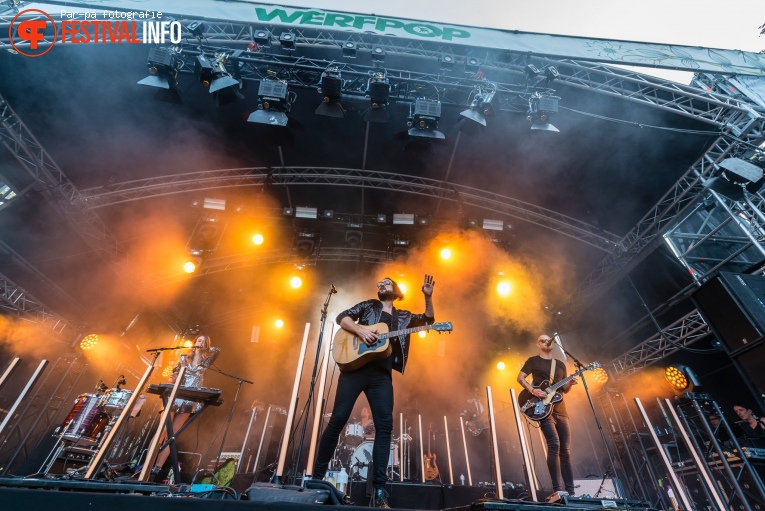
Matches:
[336,299,434,374]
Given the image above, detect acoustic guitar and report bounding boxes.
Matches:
[423,422,439,481]
[332,321,453,372]
[517,362,600,421]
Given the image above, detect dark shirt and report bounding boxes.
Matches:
[367,310,394,371]
[520,355,569,417]
[738,419,765,447]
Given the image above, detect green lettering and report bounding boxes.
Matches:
[255,8,303,24]
[376,18,404,32]
[404,23,441,38]
[324,13,354,27]
[442,27,470,41]
[301,11,324,25]
[352,16,376,30]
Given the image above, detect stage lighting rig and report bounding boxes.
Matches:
[248,77,294,126]
[363,71,391,123]
[407,98,445,139]
[196,53,244,106]
[137,47,181,103]
[459,85,498,126]
[316,66,345,118]
[527,91,560,132]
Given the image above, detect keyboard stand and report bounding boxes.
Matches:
[155,398,213,483]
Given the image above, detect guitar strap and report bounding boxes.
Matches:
[550,358,556,385]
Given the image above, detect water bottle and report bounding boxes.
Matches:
[336,467,348,493]
[460,473,465,485]
[325,470,336,488]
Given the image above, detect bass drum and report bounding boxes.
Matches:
[56,393,110,444]
[349,441,398,480]
[342,422,365,446]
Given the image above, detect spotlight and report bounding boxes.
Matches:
[496,361,506,371]
[252,233,264,245]
[187,21,206,38]
[248,78,291,126]
[290,276,303,288]
[316,67,345,118]
[497,282,511,296]
[592,366,609,384]
[364,71,391,123]
[342,40,357,58]
[407,99,445,139]
[440,248,452,259]
[183,256,201,273]
[295,207,318,219]
[345,228,363,247]
[376,214,387,223]
[253,29,270,46]
[525,64,542,80]
[392,213,415,225]
[665,364,701,392]
[80,334,99,350]
[209,56,243,106]
[294,231,316,258]
[527,92,560,132]
[279,31,295,49]
[544,65,560,81]
[439,54,455,70]
[371,46,386,61]
[161,365,174,377]
[275,319,284,328]
[137,47,181,103]
[459,87,497,126]
[194,54,214,87]
[465,57,480,72]
[390,237,410,260]
[283,207,294,216]
[322,209,334,219]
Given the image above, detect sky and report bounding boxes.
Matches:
[272,0,765,83]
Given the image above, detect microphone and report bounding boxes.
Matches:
[542,336,554,346]
[331,284,337,294]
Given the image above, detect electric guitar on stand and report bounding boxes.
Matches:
[332,322,453,372]
[423,422,439,481]
[518,362,600,421]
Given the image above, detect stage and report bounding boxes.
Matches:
[0,476,659,510]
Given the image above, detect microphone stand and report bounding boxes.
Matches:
[557,342,622,498]
[291,284,337,485]
[206,366,254,475]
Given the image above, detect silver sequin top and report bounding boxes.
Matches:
[170,347,220,414]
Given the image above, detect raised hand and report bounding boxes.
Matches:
[422,274,435,297]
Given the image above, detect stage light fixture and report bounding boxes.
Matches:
[248,78,292,126]
[294,231,317,258]
[322,209,334,219]
[162,365,174,377]
[527,92,560,132]
[252,233,264,245]
[138,47,181,103]
[345,228,363,247]
[371,46,386,61]
[364,71,391,123]
[279,31,295,49]
[80,334,99,350]
[187,21,206,38]
[459,87,497,126]
[592,366,609,384]
[482,219,503,231]
[545,65,560,81]
[209,55,243,106]
[194,54,214,86]
[525,64,542,80]
[376,214,387,223]
[392,213,415,225]
[295,207,318,219]
[253,29,270,46]
[283,207,294,216]
[465,57,480,72]
[203,198,226,211]
[275,319,285,328]
[439,54,455,70]
[407,99,445,139]
[290,276,303,288]
[497,281,511,296]
[440,248,452,259]
[665,364,701,392]
[316,67,345,118]
[418,216,429,226]
[496,361,506,371]
[342,40,357,58]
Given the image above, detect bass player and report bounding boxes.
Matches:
[312,275,435,508]
[517,334,578,500]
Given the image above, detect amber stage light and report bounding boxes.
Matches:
[592,366,609,384]
[183,260,198,273]
[665,365,689,391]
[496,361,506,371]
[440,248,452,259]
[79,334,99,350]
[290,276,303,289]
[497,281,511,296]
[275,319,284,328]
[162,365,174,377]
[418,331,427,338]
[253,233,264,245]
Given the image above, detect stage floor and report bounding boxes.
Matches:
[0,476,658,510]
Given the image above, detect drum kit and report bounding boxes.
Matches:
[328,421,411,481]
[42,378,139,476]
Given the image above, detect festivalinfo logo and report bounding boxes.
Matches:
[9,8,182,57]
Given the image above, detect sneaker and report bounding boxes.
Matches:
[373,487,390,508]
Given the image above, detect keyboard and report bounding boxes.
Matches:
[147,384,223,406]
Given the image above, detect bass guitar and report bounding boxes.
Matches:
[518,362,600,421]
[423,422,439,481]
[332,322,453,372]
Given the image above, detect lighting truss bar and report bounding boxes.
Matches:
[608,309,711,378]
[78,167,621,252]
[570,115,765,310]
[0,271,72,334]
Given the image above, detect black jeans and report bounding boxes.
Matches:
[540,412,575,495]
[313,365,394,488]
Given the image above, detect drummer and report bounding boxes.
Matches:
[361,406,376,439]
